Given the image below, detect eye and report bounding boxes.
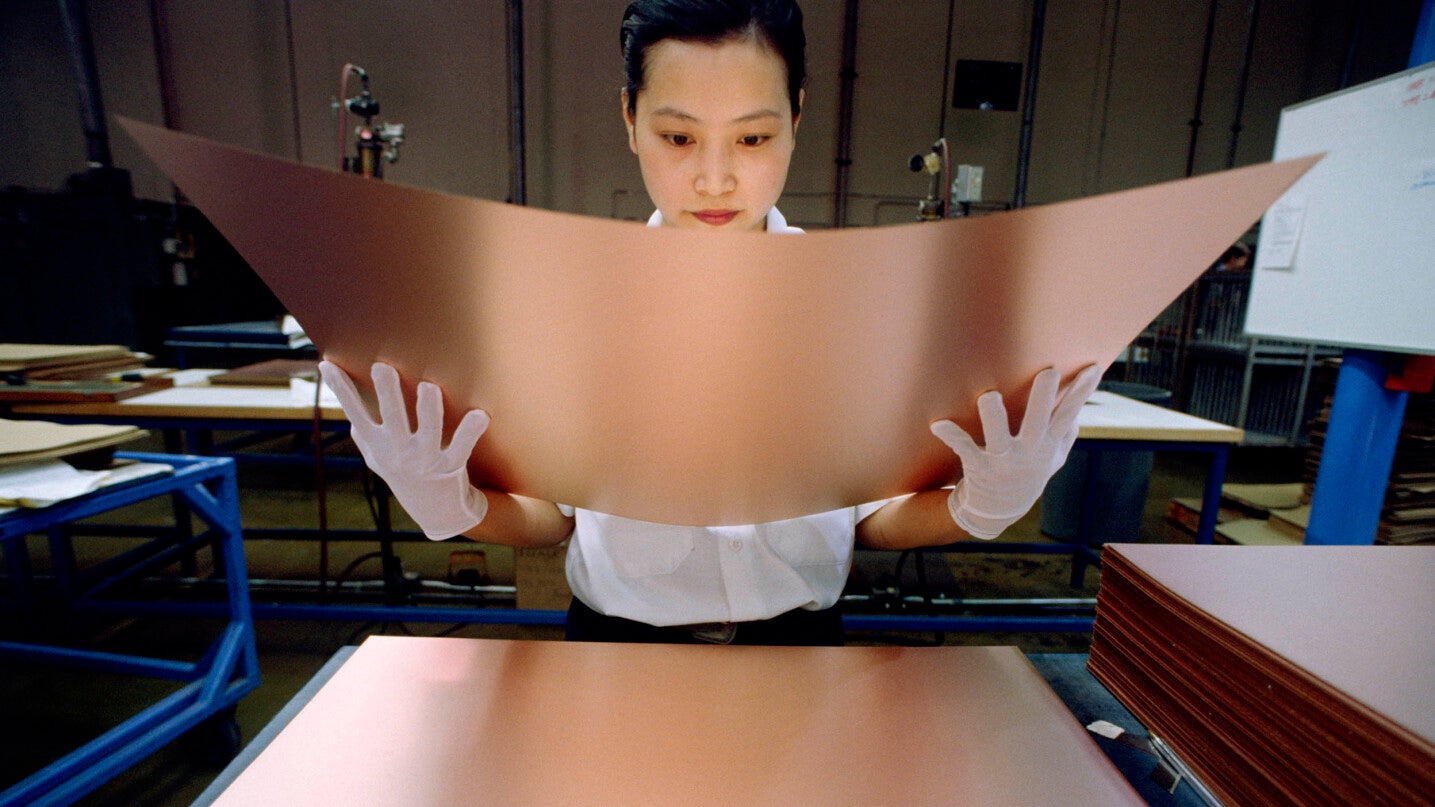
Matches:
[740,135,771,147]
[663,133,692,147]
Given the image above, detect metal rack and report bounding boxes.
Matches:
[0,453,258,807]
[1123,270,1341,446]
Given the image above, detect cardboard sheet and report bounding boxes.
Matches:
[210,637,1141,806]
[0,419,142,466]
[118,116,1316,525]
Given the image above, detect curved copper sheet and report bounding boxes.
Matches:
[117,116,1317,525]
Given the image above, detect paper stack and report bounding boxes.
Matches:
[1088,544,1435,805]
[0,343,159,402]
[0,419,144,466]
[0,419,159,514]
[1380,389,1435,545]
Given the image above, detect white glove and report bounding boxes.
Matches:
[319,360,490,540]
[930,365,1102,540]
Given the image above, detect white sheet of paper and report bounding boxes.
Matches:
[0,459,110,507]
[1256,196,1307,270]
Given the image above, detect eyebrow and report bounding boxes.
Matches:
[649,106,783,124]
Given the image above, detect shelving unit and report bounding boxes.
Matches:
[1121,269,1342,446]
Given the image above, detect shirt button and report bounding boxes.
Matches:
[729,538,744,552]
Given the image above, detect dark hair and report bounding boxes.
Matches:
[621,0,806,118]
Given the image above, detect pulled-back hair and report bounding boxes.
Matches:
[621,0,806,117]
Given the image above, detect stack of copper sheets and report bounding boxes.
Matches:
[1088,544,1435,805]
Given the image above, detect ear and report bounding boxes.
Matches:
[792,88,805,135]
[621,88,638,155]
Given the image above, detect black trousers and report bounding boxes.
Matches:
[565,597,844,646]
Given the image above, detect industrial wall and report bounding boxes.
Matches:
[0,0,1420,229]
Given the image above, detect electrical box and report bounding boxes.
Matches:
[952,165,984,203]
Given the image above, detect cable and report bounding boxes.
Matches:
[337,63,367,171]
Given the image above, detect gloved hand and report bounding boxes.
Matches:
[930,365,1102,540]
[319,360,491,540]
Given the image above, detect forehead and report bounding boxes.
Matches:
[638,36,790,120]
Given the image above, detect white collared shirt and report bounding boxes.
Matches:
[565,206,883,626]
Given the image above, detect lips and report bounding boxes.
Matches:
[692,209,739,226]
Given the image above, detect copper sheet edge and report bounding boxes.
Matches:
[210,637,1143,806]
[116,116,1318,525]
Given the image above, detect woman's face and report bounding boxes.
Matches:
[624,35,801,232]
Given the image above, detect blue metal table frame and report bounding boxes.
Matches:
[0,452,259,807]
[11,408,1231,635]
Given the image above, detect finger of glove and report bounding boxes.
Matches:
[413,381,450,462]
[975,389,1015,454]
[1016,367,1061,443]
[319,360,380,438]
[930,419,981,462]
[1051,364,1102,436]
[370,362,414,434]
[447,407,491,461]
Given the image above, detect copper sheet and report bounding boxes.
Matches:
[1088,545,1435,805]
[117,117,1316,525]
[210,637,1141,806]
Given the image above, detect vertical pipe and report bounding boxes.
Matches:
[58,0,112,168]
[937,0,957,141]
[1410,0,1435,68]
[146,0,176,131]
[1012,0,1047,209]
[1305,351,1408,545]
[1184,0,1220,177]
[506,0,528,205]
[1339,4,1366,89]
[1225,0,1260,169]
[283,0,304,163]
[832,0,859,228]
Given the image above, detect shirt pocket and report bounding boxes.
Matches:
[605,524,696,578]
[764,528,846,568]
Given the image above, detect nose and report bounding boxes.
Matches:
[693,141,736,196]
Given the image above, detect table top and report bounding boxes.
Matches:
[11,374,1242,442]
[10,370,347,422]
[204,636,1142,807]
[1078,390,1242,443]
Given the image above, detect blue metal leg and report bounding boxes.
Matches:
[1306,350,1408,545]
[1070,450,1104,588]
[1195,445,1229,545]
[1409,0,1434,68]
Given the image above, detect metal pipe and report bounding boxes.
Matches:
[1184,0,1220,177]
[57,0,112,168]
[1225,0,1260,169]
[506,0,528,205]
[1339,3,1366,89]
[832,0,859,228]
[1012,0,1047,209]
[283,0,304,163]
[937,0,957,140]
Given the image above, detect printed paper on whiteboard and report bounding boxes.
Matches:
[1256,197,1307,270]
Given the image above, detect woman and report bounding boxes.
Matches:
[319,0,1100,646]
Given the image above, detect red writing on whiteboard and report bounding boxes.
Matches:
[1402,88,1435,107]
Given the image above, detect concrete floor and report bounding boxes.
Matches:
[0,432,1304,806]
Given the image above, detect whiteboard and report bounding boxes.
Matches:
[1244,63,1435,355]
